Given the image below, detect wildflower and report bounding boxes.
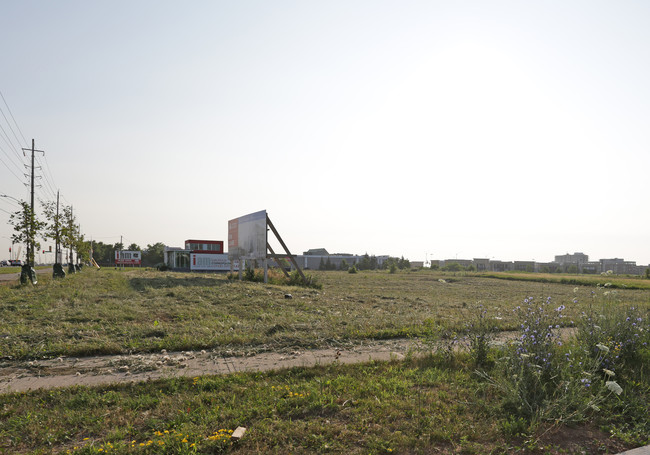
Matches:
[596,343,610,353]
[606,381,623,395]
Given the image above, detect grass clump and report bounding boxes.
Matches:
[229,267,322,289]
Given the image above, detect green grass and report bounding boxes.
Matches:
[0,357,500,454]
[1,268,649,453]
[1,268,649,360]
[475,271,650,290]
[2,350,648,454]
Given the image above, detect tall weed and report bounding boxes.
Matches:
[480,297,625,427]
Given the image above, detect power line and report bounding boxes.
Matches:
[0,196,21,208]
[0,90,28,147]
[0,98,27,151]
[40,154,59,194]
[0,118,25,163]
[35,156,57,200]
[0,133,26,173]
[0,153,25,183]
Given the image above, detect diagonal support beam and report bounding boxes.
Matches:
[266,242,290,278]
[266,215,308,284]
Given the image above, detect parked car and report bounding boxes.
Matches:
[8,259,22,266]
[0,260,8,267]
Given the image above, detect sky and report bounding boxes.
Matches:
[1,1,649,265]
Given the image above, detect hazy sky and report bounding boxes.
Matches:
[1,1,649,265]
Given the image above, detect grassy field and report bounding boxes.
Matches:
[474,271,650,290]
[1,269,649,360]
[5,354,643,455]
[0,268,649,454]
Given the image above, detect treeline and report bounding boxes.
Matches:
[90,241,165,267]
[318,254,410,271]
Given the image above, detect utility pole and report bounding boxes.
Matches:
[55,191,60,264]
[68,206,76,274]
[20,139,44,284]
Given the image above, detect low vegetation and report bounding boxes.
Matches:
[0,268,649,453]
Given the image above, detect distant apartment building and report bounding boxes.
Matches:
[514,261,536,272]
[473,258,490,271]
[441,259,473,268]
[555,252,589,266]
[488,260,513,272]
[599,258,643,275]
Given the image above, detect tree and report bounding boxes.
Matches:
[75,236,91,264]
[325,257,337,270]
[398,256,410,270]
[9,201,44,267]
[42,200,67,278]
[142,242,165,266]
[127,243,141,251]
[645,268,650,280]
[443,262,462,272]
[61,206,79,273]
[358,254,379,271]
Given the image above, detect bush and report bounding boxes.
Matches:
[480,297,624,425]
[348,266,357,274]
[576,301,649,373]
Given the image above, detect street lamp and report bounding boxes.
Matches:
[0,194,21,203]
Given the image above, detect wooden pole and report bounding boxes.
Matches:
[267,242,290,278]
[266,215,307,283]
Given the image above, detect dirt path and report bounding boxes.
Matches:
[0,339,421,393]
[0,329,576,394]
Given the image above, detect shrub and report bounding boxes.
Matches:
[576,301,649,373]
[348,266,357,274]
[480,296,624,425]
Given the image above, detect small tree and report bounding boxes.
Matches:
[443,262,462,272]
[61,206,79,273]
[143,242,165,266]
[9,201,44,267]
[76,236,91,264]
[42,200,67,277]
